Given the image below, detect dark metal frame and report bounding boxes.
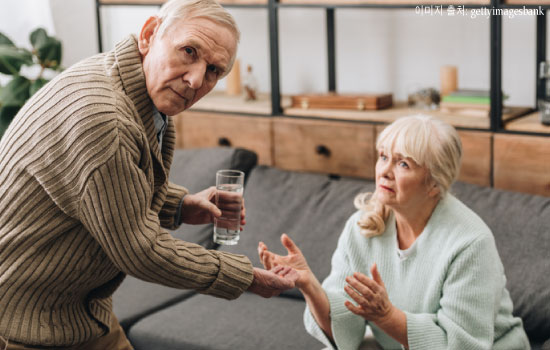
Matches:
[95,0,549,134]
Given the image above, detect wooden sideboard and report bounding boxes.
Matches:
[172,111,550,197]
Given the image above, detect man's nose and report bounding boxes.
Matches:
[183,62,205,90]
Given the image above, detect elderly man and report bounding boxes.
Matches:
[0,0,297,349]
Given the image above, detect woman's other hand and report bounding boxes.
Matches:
[344,263,394,324]
[257,234,313,290]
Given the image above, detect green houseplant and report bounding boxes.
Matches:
[0,28,62,138]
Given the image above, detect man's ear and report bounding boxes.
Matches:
[138,16,161,57]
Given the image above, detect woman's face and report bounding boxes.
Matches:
[375,148,437,211]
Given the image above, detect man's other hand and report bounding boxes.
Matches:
[247,266,299,298]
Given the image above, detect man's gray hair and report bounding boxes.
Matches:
[157,0,240,43]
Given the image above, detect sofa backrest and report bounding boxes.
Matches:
[221,165,375,298]
[451,182,550,342]
[169,147,257,248]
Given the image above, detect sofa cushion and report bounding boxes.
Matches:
[221,166,375,299]
[451,182,550,342]
[127,293,324,350]
[113,147,258,330]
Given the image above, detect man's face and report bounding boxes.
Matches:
[139,16,237,116]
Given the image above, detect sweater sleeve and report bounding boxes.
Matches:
[159,181,188,230]
[78,145,254,300]
[303,214,367,350]
[406,235,501,350]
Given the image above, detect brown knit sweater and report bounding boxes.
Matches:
[0,35,254,347]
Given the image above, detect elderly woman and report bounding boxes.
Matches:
[258,115,529,349]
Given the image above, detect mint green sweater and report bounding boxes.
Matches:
[304,194,529,350]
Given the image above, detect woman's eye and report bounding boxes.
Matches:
[399,161,409,168]
[380,154,387,161]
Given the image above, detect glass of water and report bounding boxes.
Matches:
[213,170,244,245]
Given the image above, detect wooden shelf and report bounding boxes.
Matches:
[189,91,291,115]
[280,0,490,5]
[284,102,531,130]
[504,111,550,135]
[99,0,267,5]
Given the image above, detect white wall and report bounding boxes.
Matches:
[0,2,542,107]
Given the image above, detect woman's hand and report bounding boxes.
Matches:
[344,263,394,324]
[257,234,313,290]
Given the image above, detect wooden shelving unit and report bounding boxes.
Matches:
[97,0,550,195]
[285,103,531,130]
[505,111,550,135]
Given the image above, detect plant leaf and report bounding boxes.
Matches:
[29,78,49,96]
[0,76,31,107]
[0,45,33,75]
[30,28,48,49]
[36,37,62,69]
[0,32,15,47]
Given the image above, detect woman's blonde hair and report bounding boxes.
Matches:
[156,0,240,73]
[354,115,462,238]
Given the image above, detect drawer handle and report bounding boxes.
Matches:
[218,137,231,147]
[315,145,331,157]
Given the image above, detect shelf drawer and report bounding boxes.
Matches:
[456,131,492,187]
[273,118,375,178]
[375,125,492,187]
[494,134,550,197]
[175,111,273,166]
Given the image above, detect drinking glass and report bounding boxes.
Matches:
[213,170,244,245]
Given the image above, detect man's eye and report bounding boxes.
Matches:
[207,65,219,75]
[183,47,195,56]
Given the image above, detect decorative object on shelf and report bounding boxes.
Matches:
[407,88,440,110]
[242,64,258,101]
[538,61,550,126]
[225,58,241,96]
[291,92,392,111]
[440,65,458,97]
[0,28,62,138]
[440,89,509,118]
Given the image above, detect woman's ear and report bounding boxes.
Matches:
[427,181,440,198]
[138,16,161,57]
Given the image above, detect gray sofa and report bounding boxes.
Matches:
[113,147,550,350]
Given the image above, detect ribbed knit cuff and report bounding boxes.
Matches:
[202,252,254,300]
[303,306,337,350]
[405,311,447,350]
[326,291,366,350]
[159,182,188,229]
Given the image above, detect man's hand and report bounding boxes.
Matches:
[180,186,246,228]
[247,266,299,298]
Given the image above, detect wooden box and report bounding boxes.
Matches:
[291,93,392,111]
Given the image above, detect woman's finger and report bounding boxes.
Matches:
[353,272,382,293]
[344,284,369,309]
[346,276,375,300]
[344,301,364,316]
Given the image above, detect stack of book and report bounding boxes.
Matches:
[439,89,504,117]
